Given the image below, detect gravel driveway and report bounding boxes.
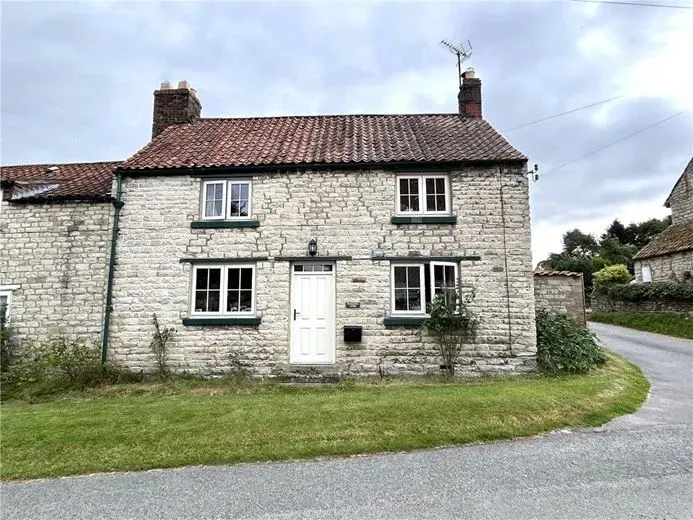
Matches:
[2,323,692,520]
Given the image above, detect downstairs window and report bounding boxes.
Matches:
[391,262,457,315]
[191,265,255,316]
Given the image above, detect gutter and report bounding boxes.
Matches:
[100,173,123,365]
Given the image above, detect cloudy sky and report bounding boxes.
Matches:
[2,0,692,263]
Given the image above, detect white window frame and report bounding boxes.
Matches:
[0,290,12,325]
[200,179,253,221]
[430,261,459,302]
[391,263,427,316]
[201,180,227,221]
[226,180,252,220]
[390,262,460,316]
[190,264,256,317]
[395,174,451,216]
[641,265,652,283]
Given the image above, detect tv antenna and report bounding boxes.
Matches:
[440,39,472,87]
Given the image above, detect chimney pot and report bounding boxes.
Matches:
[458,70,482,118]
[177,80,190,89]
[160,81,172,89]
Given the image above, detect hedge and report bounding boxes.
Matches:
[604,282,693,302]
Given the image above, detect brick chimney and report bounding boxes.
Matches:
[152,80,202,139]
[458,68,482,118]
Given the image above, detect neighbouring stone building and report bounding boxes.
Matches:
[533,270,586,325]
[634,158,693,283]
[0,163,117,348]
[1,71,537,376]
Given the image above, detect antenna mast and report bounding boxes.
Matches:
[440,39,472,87]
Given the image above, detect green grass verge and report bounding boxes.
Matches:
[0,352,649,481]
[590,311,693,339]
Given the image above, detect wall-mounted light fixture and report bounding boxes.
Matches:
[308,238,318,257]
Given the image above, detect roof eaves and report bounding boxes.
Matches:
[117,157,528,176]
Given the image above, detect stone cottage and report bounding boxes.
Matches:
[1,70,536,376]
[634,157,693,283]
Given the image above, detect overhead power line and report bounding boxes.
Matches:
[542,109,689,176]
[502,95,625,132]
[568,0,693,9]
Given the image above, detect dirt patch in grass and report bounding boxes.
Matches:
[0,351,649,481]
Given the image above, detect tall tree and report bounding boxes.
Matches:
[562,229,599,257]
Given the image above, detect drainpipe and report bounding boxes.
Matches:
[498,165,514,356]
[101,173,123,365]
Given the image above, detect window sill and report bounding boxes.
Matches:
[182,317,261,326]
[191,220,260,229]
[391,216,457,225]
[383,316,428,326]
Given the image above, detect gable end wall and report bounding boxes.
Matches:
[669,167,693,225]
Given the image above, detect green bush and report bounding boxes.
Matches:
[593,264,631,292]
[1,337,143,401]
[607,282,693,302]
[425,291,478,377]
[535,310,606,373]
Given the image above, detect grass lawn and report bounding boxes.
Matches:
[590,311,693,339]
[0,352,649,481]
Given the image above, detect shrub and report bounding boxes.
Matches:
[593,264,631,292]
[535,310,606,374]
[607,281,693,302]
[0,337,143,401]
[425,290,478,377]
[150,314,175,380]
[1,321,11,373]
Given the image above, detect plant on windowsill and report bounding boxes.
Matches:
[425,289,478,377]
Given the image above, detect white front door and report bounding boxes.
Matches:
[290,263,335,364]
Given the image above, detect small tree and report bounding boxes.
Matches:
[425,290,478,377]
[150,314,175,380]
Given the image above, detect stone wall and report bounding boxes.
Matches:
[0,201,112,350]
[533,272,585,325]
[591,292,693,316]
[635,252,693,283]
[668,165,693,225]
[109,166,536,376]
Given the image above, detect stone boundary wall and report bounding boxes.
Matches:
[591,293,693,315]
[533,270,586,325]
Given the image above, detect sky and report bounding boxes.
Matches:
[1,0,692,264]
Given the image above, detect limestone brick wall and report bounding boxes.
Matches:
[635,252,693,283]
[591,292,693,315]
[533,273,586,325]
[0,202,112,349]
[110,166,536,376]
[669,167,692,225]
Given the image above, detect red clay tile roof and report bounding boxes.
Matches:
[634,222,693,260]
[0,161,119,201]
[534,269,583,278]
[121,114,526,171]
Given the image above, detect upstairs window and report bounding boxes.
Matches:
[396,175,450,215]
[192,265,255,316]
[201,180,252,220]
[391,262,458,315]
